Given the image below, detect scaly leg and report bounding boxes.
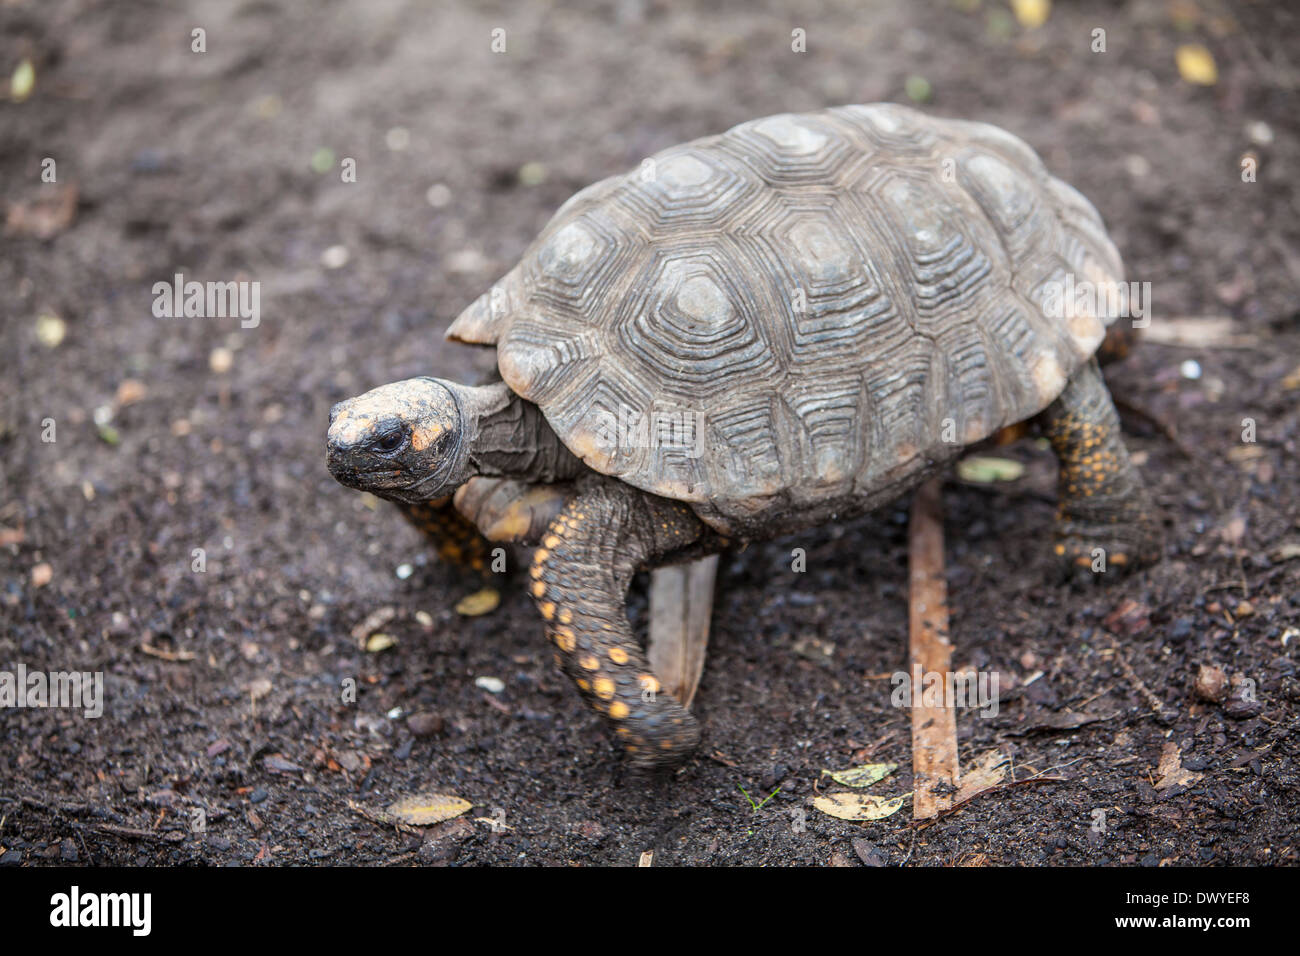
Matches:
[459,476,718,712]
[529,480,711,768]
[1037,358,1160,577]
[453,477,571,546]
[396,496,493,575]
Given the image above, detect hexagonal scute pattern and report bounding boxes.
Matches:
[447,104,1126,536]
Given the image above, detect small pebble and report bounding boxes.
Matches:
[408,712,444,736]
[1246,120,1273,146]
[518,161,548,186]
[321,245,350,269]
[385,127,410,151]
[1180,359,1202,380]
[31,562,52,588]
[310,147,335,174]
[35,313,66,348]
[115,379,147,406]
[209,347,234,374]
[395,563,413,580]
[475,676,505,694]
[426,183,451,207]
[1124,154,1150,178]
[1194,664,1228,702]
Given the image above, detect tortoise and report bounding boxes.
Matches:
[326,103,1157,768]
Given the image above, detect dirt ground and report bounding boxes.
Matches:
[2,0,1297,867]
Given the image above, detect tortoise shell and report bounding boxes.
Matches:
[447,103,1123,536]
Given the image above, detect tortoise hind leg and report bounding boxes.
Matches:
[1037,357,1160,578]
[530,480,710,769]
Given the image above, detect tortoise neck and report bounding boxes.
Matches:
[456,382,586,483]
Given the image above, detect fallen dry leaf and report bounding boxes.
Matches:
[385,793,472,826]
[957,455,1025,483]
[365,633,396,653]
[1176,44,1218,85]
[954,750,1010,804]
[455,587,500,616]
[1010,0,1051,30]
[821,762,897,789]
[11,58,35,101]
[1155,741,1203,790]
[1010,707,1116,735]
[6,184,78,240]
[812,792,908,822]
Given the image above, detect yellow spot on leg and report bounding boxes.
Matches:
[552,627,576,653]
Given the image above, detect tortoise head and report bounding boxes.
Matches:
[327,377,468,503]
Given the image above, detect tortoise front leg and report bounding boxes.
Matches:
[396,497,493,575]
[529,480,709,768]
[400,478,572,574]
[1037,357,1160,576]
[453,477,571,546]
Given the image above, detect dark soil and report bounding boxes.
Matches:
[2,0,1297,866]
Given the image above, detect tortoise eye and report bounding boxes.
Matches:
[374,430,406,453]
